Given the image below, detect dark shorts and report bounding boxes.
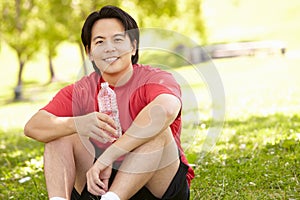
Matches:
[71,160,190,200]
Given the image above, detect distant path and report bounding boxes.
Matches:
[205,40,286,58]
[188,41,287,63]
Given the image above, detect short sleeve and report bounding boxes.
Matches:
[41,84,74,117]
[144,71,181,103]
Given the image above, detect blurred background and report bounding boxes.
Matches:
[1,0,300,199]
[1,0,300,123]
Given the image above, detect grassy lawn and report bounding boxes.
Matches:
[190,114,300,199]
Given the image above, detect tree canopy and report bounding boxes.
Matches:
[0,0,206,100]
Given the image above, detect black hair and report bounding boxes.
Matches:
[81,5,139,64]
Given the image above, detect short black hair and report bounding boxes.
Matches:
[81,5,139,64]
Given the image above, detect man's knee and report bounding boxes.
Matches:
[44,134,94,161]
[44,135,74,156]
[137,127,173,149]
[119,128,178,173]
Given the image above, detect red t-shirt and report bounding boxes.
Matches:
[42,64,195,185]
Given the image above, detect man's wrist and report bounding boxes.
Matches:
[98,143,129,167]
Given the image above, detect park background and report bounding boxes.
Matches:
[0,0,299,199]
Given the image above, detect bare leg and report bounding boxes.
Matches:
[44,134,94,199]
[109,128,180,200]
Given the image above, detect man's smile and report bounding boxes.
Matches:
[103,56,119,63]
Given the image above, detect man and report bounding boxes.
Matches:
[24,5,194,200]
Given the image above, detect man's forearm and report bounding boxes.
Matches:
[97,94,181,167]
[24,110,76,143]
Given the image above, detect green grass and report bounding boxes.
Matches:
[190,114,300,199]
[0,129,47,199]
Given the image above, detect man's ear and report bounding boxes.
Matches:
[86,46,93,60]
[131,40,137,56]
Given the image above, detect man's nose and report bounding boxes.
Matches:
[104,40,116,53]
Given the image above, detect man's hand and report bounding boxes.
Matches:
[75,112,118,143]
[86,161,112,195]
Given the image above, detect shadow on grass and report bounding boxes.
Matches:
[0,80,71,107]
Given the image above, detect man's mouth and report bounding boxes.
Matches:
[103,57,119,62]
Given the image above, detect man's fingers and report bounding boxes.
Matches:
[97,121,116,134]
[96,112,116,128]
[87,170,106,195]
[102,178,109,191]
[95,113,119,138]
[89,131,108,143]
[88,183,106,196]
[90,128,115,143]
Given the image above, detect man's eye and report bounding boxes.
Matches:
[96,40,103,45]
[114,38,124,42]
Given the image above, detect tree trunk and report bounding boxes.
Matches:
[14,59,25,100]
[48,53,56,83]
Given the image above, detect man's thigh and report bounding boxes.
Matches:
[130,154,189,200]
[73,135,95,193]
[44,134,95,199]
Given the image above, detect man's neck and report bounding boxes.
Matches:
[102,66,134,87]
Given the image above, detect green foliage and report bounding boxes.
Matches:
[2,0,42,61]
[0,0,207,98]
[133,0,177,17]
[38,0,71,56]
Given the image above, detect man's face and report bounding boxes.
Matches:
[89,18,136,77]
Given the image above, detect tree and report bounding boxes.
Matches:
[0,1,3,50]
[183,0,207,44]
[1,0,207,101]
[126,0,206,44]
[2,0,42,100]
[38,0,70,83]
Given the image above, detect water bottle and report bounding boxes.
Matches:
[98,82,122,141]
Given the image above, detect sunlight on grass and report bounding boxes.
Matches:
[190,114,300,199]
[215,56,300,119]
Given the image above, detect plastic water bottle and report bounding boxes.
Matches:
[98,82,122,140]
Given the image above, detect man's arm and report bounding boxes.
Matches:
[24,110,118,143]
[86,93,181,195]
[91,93,181,166]
[24,110,76,143]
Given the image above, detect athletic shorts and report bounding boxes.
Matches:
[71,159,190,200]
